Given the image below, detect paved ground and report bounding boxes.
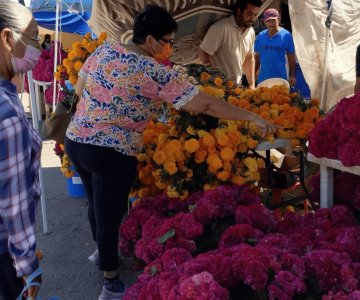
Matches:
[23,96,138,299]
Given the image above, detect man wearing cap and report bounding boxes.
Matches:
[254,8,296,86]
[198,0,262,89]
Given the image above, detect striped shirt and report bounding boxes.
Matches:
[0,79,42,277]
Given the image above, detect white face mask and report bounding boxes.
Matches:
[10,38,42,74]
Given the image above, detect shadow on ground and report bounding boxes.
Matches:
[36,166,139,300]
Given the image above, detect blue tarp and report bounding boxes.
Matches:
[34,11,92,36]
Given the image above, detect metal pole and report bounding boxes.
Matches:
[52,0,61,109]
[27,71,50,234]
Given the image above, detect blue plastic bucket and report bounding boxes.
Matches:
[67,170,86,198]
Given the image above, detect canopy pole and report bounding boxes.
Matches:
[320,0,333,111]
[27,70,49,234]
[52,0,61,109]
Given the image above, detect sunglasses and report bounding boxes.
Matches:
[158,37,175,47]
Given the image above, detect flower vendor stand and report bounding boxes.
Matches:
[67,168,86,198]
[307,153,360,208]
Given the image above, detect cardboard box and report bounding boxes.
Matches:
[257,149,299,171]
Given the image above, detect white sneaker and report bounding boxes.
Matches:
[88,249,99,265]
[98,278,126,300]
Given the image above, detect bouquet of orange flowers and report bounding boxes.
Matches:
[130,65,322,200]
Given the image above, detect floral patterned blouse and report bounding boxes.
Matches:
[66,42,199,156]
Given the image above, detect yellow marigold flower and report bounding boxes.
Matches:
[155,181,168,190]
[180,190,189,201]
[153,150,167,165]
[220,147,235,162]
[214,89,225,98]
[137,153,147,162]
[69,74,78,86]
[74,61,83,72]
[184,138,200,153]
[59,144,65,151]
[246,138,258,149]
[167,185,179,198]
[164,161,178,175]
[138,187,150,198]
[98,32,107,43]
[231,175,246,185]
[214,77,223,87]
[200,72,211,81]
[197,130,208,138]
[186,126,196,136]
[216,170,230,181]
[84,32,91,39]
[258,159,265,169]
[217,133,229,147]
[243,157,258,173]
[290,139,300,147]
[202,134,215,147]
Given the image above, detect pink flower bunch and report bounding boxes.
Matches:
[304,249,357,292]
[235,203,278,233]
[218,224,264,248]
[134,213,203,263]
[309,94,360,166]
[168,271,230,300]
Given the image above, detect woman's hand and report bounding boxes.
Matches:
[252,115,277,137]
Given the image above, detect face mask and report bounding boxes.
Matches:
[153,43,173,63]
[10,38,42,74]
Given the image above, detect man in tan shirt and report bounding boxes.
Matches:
[199,0,262,88]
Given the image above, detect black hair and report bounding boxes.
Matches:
[45,34,51,39]
[132,5,177,45]
[232,0,262,12]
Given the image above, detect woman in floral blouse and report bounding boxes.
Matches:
[65,4,275,299]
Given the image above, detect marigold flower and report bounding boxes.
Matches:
[202,134,215,147]
[74,61,83,72]
[209,157,223,173]
[137,153,147,162]
[227,80,235,89]
[153,150,167,165]
[138,187,150,198]
[155,181,167,190]
[186,126,196,136]
[184,138,200,153]
[214,77,223,87]
[195,148,207,163]
[217,133,229,146]
[164,161,178,175]
[200,72,211,81]
[216,170,230,181]
[220,147,235,161]
[167,185,179,198]
[246,138,258,149]
[84,32,91,39]
[243,157,258,172]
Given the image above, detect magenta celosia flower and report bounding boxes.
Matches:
[235,203,278,233]
[160,248,193,272]
[267,283,293,300]
[304,249,353,292]
[118,238,133,257]
[273,271,307,295]
[219,224,264,248]
[168,271,229,300]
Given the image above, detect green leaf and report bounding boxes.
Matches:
[158,228,176,244]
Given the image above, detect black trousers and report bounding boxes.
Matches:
[0,252,23,300]
[65,138,137,271]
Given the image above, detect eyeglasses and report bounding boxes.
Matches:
[158,37,175,47]
[12,30,41,42]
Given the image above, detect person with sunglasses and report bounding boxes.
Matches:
[65,5,276,299]
[0,2,43,300]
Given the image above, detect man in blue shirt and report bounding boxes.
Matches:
[254,8,296,86]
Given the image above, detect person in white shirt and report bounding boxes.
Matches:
[198,0,262,88]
